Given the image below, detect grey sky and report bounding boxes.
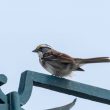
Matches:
[0,0,110,110]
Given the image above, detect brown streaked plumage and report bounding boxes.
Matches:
[32,44,110,77]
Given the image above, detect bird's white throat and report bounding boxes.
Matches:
[38,51,43,58]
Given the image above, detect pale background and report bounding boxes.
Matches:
[0,0,110,110]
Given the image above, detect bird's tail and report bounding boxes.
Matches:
[75,57,110,64]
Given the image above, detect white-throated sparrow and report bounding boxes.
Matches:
[33,44,110,77]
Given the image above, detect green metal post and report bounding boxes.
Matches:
[7,92,23,110]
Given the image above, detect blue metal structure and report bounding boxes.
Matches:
[0,70,110,110]
[0,71,76,110]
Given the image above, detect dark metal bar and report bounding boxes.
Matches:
[18,71,77,110]
[24,70,110,105]
[0,74,7,86]
[18,71,33,106]
[0,89,7,104]
[0,74,7,103]
[7,92,24,110]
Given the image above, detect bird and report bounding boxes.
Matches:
[32,44,110,77]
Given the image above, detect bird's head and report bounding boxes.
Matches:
[32,44,52,54]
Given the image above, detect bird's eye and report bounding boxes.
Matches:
[39,47,43,51]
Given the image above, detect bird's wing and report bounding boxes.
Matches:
[43,50,74,64]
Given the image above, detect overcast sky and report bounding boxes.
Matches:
[0,0,110,110]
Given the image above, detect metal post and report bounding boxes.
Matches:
[7,92,23,110]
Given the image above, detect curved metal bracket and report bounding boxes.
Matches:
[18,71,33,106]
[0,71,76,110]
[0,74,8,110]
[18,70,110,106]
[0,74,7,104]
[0,71,110,110]
[18,71,77,109]
[47,98,77,110]
[2,70,110,109]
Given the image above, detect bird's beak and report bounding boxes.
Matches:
[32,49,37,53]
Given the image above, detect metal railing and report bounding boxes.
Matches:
[0,70,110,110]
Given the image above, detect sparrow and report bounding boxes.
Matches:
[32,44,110,77]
